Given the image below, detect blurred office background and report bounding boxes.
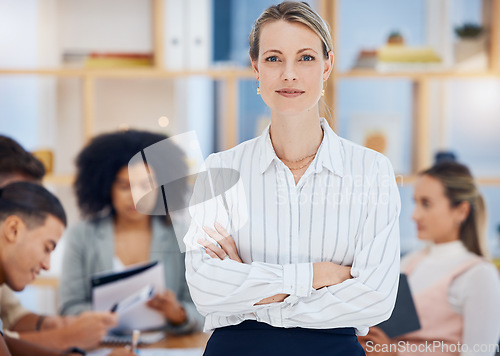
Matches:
[0,0,499,313]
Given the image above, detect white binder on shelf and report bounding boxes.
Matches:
[164,0,186,70]
[186,0,212,70]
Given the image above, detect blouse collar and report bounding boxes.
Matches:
[259,117,345,177]
[427,240,467,259]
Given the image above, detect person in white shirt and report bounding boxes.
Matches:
[183,2,401,355]
[359,161,500,356]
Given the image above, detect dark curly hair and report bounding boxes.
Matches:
[0,135,45,186]
[74,130,188,219]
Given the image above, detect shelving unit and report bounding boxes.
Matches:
[5,0,499,314]
[0,0,499,183]
[330,0,500,181]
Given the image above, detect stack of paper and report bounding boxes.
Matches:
[377,45,443,72]
[84,52,153,68]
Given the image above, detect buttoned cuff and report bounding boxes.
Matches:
[282,263,313,298]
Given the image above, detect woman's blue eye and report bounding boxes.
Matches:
[265,56,279,62]
[301,55,314,61]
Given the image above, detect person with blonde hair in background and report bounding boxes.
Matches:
[359,161,500,356]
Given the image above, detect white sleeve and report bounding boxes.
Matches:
[258,157,401,334]
[256,155,401,332]
[184,154,314,316]
[460,263,500,356]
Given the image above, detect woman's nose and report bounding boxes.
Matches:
[412,206,420,222]
[281,63,298,81]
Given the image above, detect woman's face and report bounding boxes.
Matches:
[111,164,157,222]
[251,20,333,117]
[412,174,468,244]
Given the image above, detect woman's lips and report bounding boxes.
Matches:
[276,89,305,98]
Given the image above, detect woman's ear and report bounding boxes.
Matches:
[1,215,24,243]
[251,60,259,80]
[323,51,334,81]
[455,201,471,225]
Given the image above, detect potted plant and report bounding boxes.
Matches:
[455,23,483,38]
[453,23,487,69]
[387,31,405,46]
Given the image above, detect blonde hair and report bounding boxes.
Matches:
[248,1,333,62]
[421,162,488,257]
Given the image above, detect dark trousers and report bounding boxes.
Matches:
[203,320,366,356]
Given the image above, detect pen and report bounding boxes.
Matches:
[132,329,140,353]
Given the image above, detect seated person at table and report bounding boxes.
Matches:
[58,130,203,334]
[0,135,120,351]
[0,182,136,356]
[359,161,500,356]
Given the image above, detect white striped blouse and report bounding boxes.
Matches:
[184,118,401,335]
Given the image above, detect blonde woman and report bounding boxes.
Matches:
[184,2,401,355]
[360,161,500,356]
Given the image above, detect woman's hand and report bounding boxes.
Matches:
[147,290,187,325]
[199,223,242,263]
[254,294,289,305]
[312,262,352,289]
[357,327,397,356]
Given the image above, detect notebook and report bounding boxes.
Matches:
[91,261,166,332]
[100,331,165,345]
[376,273,421,338]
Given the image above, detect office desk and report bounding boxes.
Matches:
[104,332,210,353]
[141,332,210,349]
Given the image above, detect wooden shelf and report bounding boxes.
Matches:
[2,0,499,185]
[0,67,255,79]
[335,69,500,79]
[43,174,74,185]
[8,67,499,80]
[32,275,59,288]
[396,176,500,186]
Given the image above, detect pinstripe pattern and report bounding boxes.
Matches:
[184,118,401,333]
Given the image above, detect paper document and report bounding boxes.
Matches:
[101,331,165,345]
[110,284,155,313]
[87,348,203,356]
[92,261,165,332]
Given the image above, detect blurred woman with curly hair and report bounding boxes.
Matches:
[59,129,203,334]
